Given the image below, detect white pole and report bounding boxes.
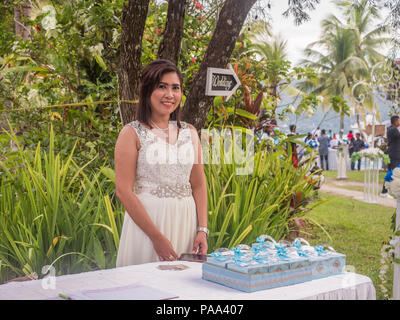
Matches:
[368,159,371,202]
[393,198,400,300]
[364,158,367,199]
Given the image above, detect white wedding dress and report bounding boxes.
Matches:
[337,144,348,179]
[116,120,197,267]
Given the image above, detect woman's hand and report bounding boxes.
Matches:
[192,232,208,255]
[151,234,178,261]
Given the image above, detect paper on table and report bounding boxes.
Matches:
[54,283,178,300]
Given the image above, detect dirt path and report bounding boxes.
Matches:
[320,177,397,208]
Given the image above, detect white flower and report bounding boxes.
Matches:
[359,148,383,157]
[41,6,58,38]
[89,43,104,57]
[112,28,120,44]
[41,5,56,15]
[41,15,57,31]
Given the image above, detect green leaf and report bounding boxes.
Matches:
[226,107,258,120]
[94,54,107,71]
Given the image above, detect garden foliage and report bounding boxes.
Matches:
[0,0,322,282]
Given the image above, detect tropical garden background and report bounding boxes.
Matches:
[1,0,400,299]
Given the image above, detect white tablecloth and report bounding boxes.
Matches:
[0,261,376,300]
[316,149,350,171]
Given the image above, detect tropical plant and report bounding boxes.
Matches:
[1,0,123,170]
[300,0,390,131]
[204,136,324,252]
[0,125,123,283]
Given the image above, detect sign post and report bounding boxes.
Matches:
[206,64,241,100]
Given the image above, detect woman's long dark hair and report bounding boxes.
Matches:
[136,59,183,129]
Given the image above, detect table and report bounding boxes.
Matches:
[316,149,350,171]
[0,261,376,300]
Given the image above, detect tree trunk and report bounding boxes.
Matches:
[157,0,187,65]
[182,0,257,131]
[340,112,344,132]
[14,1,31,41]
[118,0,150,125]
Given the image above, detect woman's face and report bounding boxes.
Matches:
[150,72,182,118]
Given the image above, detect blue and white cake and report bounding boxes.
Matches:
[202,236,346,293]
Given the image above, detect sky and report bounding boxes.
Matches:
[266,0,390,65]
[267,0,345,64]
[264,1,393,134]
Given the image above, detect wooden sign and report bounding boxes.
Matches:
[365,124,386,136]
[205,64,241,101]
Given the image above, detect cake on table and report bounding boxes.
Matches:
[202,236,346,293]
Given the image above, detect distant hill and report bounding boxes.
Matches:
[276,95,394,135]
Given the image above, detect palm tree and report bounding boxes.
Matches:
[335,0,390,66]
[301,22,365,130]
[247,31,290,118]
[300,0,390,131]
[335,0,391,127]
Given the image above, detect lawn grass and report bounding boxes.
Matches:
[323,170,386,184]
[304,192,395,300]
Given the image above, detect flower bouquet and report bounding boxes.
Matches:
[336,138,349,157]
[351,148,390,164]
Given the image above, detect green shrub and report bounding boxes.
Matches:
[0,125,123,283]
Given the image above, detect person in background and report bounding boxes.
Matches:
[308,134,320,150]
[304,132,312,144]
[313,126,321,138]
[350,132,364,171]
[348,137,356,167]
[380,115,400,198]
[288,124,298,168]
[288,124,296,136]
[328,129,333,140]
[333,130,349,179]
[332,133,337,140]
[318,129,330,170]
[347,130,354,141]
[262,119,278,139]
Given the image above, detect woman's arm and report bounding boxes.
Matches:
[188,124,208,255]
[115,125,178,260]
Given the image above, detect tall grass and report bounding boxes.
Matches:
[0,125,123,283]
[205,143,320,252]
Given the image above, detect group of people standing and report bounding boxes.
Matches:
[303,128,366,172]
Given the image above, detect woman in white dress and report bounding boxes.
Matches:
[114,60,208,266]
[334,131,349,179]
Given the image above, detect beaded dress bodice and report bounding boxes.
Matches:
[128,120,194,199]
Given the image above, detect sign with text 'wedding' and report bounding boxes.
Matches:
[206,64,241,101]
